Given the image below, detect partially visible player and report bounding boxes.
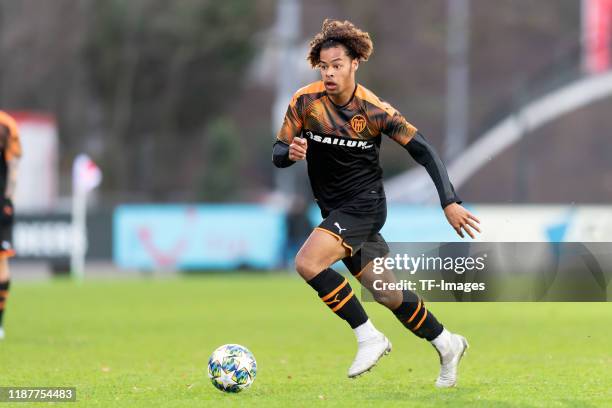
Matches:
[272,20,480,387]
[0,111,22,340]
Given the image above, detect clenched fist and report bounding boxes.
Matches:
[289,137,308,161]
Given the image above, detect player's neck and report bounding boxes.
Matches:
[328,82,357,107]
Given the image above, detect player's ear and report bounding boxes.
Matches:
[352,59,359,72]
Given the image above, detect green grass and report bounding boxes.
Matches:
[0,274,610,407]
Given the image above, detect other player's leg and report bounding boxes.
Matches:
[0,219,14,341]
[294,228,391,377]
[0,256,10,340]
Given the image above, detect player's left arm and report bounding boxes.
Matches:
[403,131,480,238]
[383,113,480,239]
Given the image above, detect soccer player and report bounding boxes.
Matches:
[272,20,480,387]
[0,111,21,340]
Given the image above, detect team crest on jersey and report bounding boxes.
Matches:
[350,115,367,133]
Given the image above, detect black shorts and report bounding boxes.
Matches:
[316,193,390,275]
[0,220,14,258]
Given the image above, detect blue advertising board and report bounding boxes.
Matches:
[113,205,286,270]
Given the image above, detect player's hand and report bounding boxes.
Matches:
[444,203,480,239]
[288,137,307,161]
[1,198,13,225]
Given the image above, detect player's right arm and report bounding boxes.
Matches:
[272,93,308,168]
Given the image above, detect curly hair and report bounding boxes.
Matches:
[307,19,373,68]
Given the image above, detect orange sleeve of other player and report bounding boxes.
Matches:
[0,111,22,161]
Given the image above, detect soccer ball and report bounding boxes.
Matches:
[207,344,257,393]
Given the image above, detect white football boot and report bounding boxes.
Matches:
[431,329,469,388]
[347,333,392,378]
[0,326,4,340]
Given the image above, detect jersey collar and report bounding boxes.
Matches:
[327,83,358,110]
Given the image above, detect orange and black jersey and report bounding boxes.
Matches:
[0,111,22,198]
[275,81,418,212]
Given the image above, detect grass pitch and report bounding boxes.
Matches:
[1,274,610,407]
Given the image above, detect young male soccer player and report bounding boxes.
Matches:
[0,111,21,340]
[272,20,481,387]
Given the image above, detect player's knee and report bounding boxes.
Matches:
[294,253,320,280]
[372,289,402,309]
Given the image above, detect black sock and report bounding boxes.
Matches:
[307,268,368,329]
[0,280,9,327]
[392,290,443,341]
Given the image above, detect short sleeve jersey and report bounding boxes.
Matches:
[276,81,417,212]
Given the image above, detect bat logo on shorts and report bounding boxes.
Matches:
[334,222,347,234]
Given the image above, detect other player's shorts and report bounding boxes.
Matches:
[316,193,390,275]
[0,220,15,259]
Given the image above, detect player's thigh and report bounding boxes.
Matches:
[0,257,8,280]
[342,232,389,277]
[343,234,402,309]
[294,228,349,280]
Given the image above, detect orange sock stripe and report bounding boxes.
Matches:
[0,290,8,297]
[0,300,5,309]
[320,278,348,301]
[406,299,422,324]
[324,294,341,305]
[413,308,428,331]
[331,290,354,312]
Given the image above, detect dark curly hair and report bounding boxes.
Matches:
[307,19,373,68]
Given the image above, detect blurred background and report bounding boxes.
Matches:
[2,0,612,277]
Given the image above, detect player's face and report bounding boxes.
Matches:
[318,46,358,97]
